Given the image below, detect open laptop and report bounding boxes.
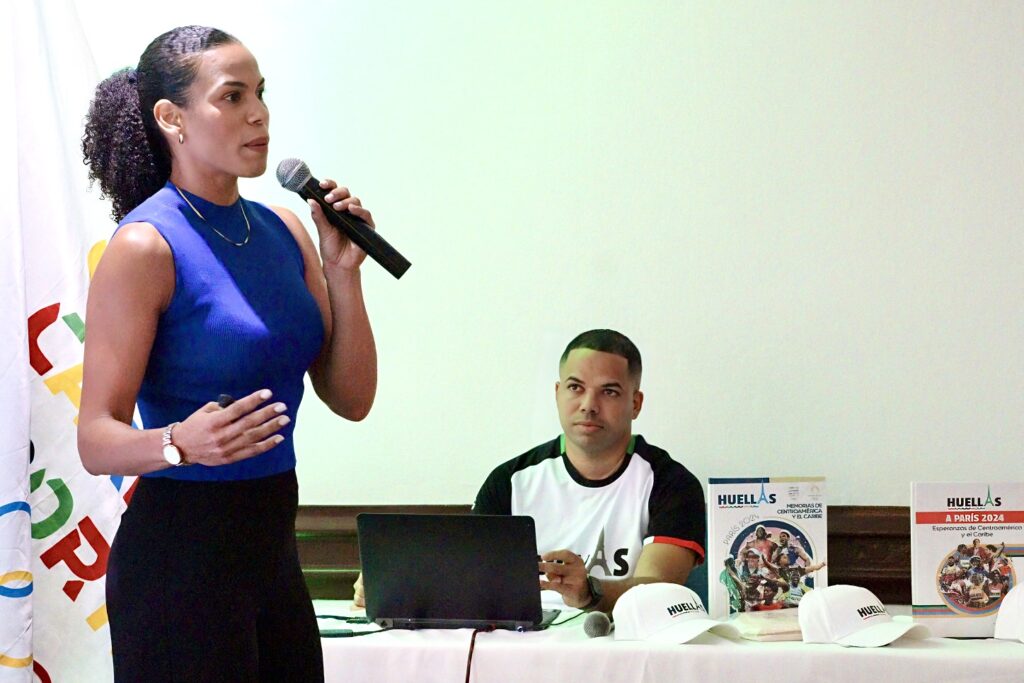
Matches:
[356,513,560,631]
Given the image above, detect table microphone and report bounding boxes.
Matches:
[275,158,411,279]
[583,611,613,638]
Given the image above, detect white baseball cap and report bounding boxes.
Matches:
[798,585,930,647]
[613,583,739,644]
[994,584,1024,644]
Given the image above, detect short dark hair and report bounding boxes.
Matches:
[82,26,238,222]
[559,329,641,385]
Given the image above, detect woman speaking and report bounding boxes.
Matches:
[79,25,376,681]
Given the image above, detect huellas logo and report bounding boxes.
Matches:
[666,601,703,617]
[718,481,777,507]
[947,485,1001,509]
[856,605,887,620]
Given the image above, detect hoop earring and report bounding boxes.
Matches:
[178,132,184,145]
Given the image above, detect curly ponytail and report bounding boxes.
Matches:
[82,26,237,222]
[82,68,163,222]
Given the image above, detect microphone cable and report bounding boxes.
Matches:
[462,610,582,681]
[464,625,495,683]
[550,610,585,627]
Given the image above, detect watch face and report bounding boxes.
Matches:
[162,444,181,466]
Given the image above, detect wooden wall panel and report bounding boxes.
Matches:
[296,505,912,603]
[826,505,910,604]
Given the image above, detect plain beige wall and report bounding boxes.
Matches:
[78,1,1024,505]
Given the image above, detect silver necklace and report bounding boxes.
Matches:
[173,184,251,247]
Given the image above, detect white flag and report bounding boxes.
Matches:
[0,7,33,679]
[11,2,136,681]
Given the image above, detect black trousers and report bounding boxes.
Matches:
[107,470,323,682]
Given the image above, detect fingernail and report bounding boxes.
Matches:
[278,416,290,426]
[274,403,287,413]
[273,435,285,444]
[260,389,272,399]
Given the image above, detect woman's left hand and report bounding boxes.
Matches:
[306,178,375,272]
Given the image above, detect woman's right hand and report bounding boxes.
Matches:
[171,389,289,466]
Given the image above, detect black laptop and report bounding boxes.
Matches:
[356,513,560,631]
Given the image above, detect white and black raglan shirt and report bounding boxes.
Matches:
[473,434,705,584]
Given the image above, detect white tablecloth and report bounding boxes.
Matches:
[314,601,1024,683]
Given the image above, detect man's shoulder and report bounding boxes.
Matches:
[486,436,563,479]
[631,435,698,479]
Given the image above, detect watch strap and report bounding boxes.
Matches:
[161,422,179,448]
[583,574,603,611]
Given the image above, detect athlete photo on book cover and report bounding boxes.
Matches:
[719,521,826,613]
[937,538,1015,615]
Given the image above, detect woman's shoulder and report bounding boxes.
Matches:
[109,221,172,260]
[264,204,309,242]
[119,183,178,226]
[263,203,320,262]
[94,221,175,311]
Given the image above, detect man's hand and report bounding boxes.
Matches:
[538,549,593,609]
[352,572,365,609]
[539,543,698,612]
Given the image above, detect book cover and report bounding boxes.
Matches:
[707,477,828,621]
[910,482,1023,637]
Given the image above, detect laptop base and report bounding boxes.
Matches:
[375,609,561,632]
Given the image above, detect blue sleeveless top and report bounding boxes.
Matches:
[119,182,325,481]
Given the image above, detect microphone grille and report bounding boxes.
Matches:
[583,611,612,638]
[276,158,311,191]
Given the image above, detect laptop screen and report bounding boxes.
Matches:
[357,513,551,630]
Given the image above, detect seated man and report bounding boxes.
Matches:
[471,329,705,612]
[352,329,705,611]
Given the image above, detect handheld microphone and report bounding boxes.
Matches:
[276,158,411,279]
[583,611,613,638]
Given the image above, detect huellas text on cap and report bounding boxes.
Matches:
[856,605,887,619]
[666,601,703,617]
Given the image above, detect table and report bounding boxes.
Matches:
[314,601,1024,683]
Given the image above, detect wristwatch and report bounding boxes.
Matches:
[583,574,604,611]
[161,422,188,467]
